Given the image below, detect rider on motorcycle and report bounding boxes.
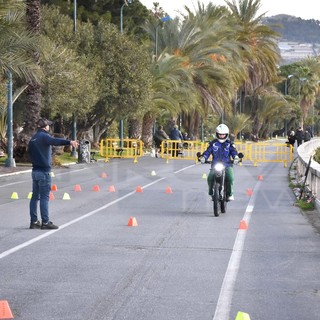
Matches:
[199,124,240,201]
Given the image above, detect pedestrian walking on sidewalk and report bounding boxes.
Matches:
[28,118,79,230]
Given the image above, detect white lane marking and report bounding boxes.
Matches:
[0,177,165,260]
[174,164,196,174]
[213,181,262,320]
[0,168,88,188]
[0,181,26,188]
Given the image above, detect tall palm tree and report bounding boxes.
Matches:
[0,0,39,80]
[0,0,41,160]
[23,0,41,135]
[225,0,281,135]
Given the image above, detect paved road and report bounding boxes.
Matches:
[0,157,320,320]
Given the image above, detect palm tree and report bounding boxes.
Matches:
[225,0,281,136]
[12,0,42,161]
[0,0,41,160]
[23,0,41,136]
[0,0,40,80]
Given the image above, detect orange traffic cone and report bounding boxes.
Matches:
[109,185,116,192]
[239,220,248,230]
[246,188,253,196]
[165,186,173,194]
[74,184,82,192]
[51,184,58,191]
[93,185,100,192]
[258,175,263,181]
[136,186,143,193]
[101,172,107,178]
[0,300,14,319]
[127,216,138,227]
[49,191,55,200]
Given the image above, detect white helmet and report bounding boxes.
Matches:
[216,124,229,143]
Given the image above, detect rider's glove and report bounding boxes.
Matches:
[233,155,240,164]
[199,156,206,164]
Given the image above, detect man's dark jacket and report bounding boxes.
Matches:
[28,129,71,172]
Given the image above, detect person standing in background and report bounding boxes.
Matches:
[304,130,311,142]
[295,127,304,147]
[153,125,169,157]
[169,124,183,157]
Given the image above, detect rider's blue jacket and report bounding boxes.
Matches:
[202,138,238,168]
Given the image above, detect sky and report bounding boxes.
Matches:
[138,0,319,20]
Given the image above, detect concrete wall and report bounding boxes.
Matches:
[296,138,320,211]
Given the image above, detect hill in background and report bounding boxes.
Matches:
[263,15,320,65]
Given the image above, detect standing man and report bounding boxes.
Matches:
[28,118,79,230]
[295,127,304,147]
[153,125,169,157]
[169,124,183,157]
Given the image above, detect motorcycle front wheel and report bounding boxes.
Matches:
[220,185,227,214]
[212,184,220,217]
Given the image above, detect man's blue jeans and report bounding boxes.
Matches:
[29,170,51,223]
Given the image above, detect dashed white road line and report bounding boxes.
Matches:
[213,180,262,320]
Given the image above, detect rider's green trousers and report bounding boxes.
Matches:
[207,167,234,197]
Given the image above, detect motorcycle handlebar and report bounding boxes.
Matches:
[197,152,244,164]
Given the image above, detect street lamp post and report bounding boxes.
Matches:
[119,0,133,147]
[283,75,294,135]
[70,0,78,158]
[155,16,171,59]
[5,71,16,167]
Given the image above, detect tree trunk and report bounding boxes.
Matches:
[141,112,155,148]
[128,118,142,139]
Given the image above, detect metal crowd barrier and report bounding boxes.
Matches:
[159,140,293,166]
[234,142,293,167]
[100,138,144,162]
[159,140,204,162]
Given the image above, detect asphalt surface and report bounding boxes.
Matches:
[0,157,320,320]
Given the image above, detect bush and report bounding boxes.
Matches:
[313,147,320,163]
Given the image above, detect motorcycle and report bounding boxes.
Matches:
[197,152,244,217]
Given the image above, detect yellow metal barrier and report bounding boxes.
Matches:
[100,138,293,166]
[160,140,203,162]
[158,140,293,166]
[235,142,293,167]
[100,138,144,162]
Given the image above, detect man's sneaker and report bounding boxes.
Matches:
[30,220,41,229]
[227,195,235,201]
[41,221,59,230]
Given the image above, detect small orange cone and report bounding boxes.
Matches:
[74,184,82,192]
[101,172,107,178]
[246,188,253,196]
[0,300,14,319]
[165,186,173,194]
[49,191,55,200]
[136,186,143,193]
[258,175,263,181]
[51,184,58,191]
[109,185,116,192]
[239,220,248,230]
[93,185,100,192]
[127,216,138,227]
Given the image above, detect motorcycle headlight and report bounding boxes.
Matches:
[214,163,224,171]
